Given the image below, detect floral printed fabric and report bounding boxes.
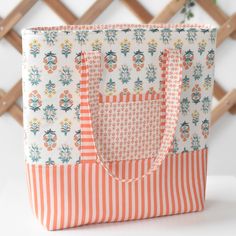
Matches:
[97,100,161,161]
[22,24,217,164]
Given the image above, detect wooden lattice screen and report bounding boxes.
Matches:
[0,0,236,127]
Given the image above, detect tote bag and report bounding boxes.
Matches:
[22,24,216,230]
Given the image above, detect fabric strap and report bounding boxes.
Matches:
[79,49,183,183]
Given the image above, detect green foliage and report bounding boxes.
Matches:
[180,0,195,23]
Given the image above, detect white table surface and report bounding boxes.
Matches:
[0,174,236,236]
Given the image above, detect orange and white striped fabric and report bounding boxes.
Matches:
[26,149,208,230]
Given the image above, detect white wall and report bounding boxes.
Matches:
[0,0,235,178]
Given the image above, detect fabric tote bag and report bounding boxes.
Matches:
[22,24,217,230]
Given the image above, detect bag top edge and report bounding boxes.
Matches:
[22,23,217,35]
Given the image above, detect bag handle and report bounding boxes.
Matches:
[80,49,183,183]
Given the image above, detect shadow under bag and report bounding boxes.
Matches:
[22,24,217,230]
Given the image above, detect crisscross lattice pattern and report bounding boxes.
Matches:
[0,0,236,127]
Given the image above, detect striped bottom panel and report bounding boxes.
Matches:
[26,148,207,230]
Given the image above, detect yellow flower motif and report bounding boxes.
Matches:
[148,39,157,45]
[91,39,102,51]
[61,39,72,49]
[199,40,207,47]
[120,38,131,56]
[29,118,40,135]
[192,110,200,124]
[45,90,55,98]
[60,118,72,135]
[29,118,40,125]
[29,39,41,48]
[60,118,72,126]
[174,39,183,50]
[61,40,72,58]
[148,39,158,55]
[198,40,207,55]
[120,38,131,47]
